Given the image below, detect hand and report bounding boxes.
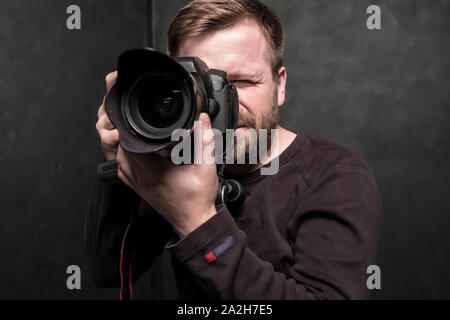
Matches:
[116,113,219,239]
[95,71,119,161]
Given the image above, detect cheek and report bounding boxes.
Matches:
[237,87,273,115]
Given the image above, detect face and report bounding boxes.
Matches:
[177,17,287,162]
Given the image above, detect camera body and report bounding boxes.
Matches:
[105,48,239,155]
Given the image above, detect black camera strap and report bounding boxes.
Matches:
[215,164,246,209]
[97,160,120,183]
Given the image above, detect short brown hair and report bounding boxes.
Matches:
[168,0,284,78]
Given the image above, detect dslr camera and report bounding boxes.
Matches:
[104,48,239,155]
[98,48,244,206]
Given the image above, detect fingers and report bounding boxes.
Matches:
[96,79,117,137]
[96,101,118,160]
[94,71,119,161]
[95,107,117,140]
[98,71,117,129]
[100,128,119,146]
[105,71,118,91]
[98,110,115,130]
[97,102,104,119]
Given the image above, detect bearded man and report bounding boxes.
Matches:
[85,0,382,300]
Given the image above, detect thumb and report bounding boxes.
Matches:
[199,112,214,144]
[199,112,211,130]
[198,113,216,165]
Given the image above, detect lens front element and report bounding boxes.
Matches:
[125,73,192,140]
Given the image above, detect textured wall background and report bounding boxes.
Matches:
[0,0,150,299]
[0,0,449,299]
[154,0,450,300]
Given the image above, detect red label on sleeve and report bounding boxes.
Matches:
[204,251,216,263]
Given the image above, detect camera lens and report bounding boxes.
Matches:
[125,73,193,140]
[138,87,183,128]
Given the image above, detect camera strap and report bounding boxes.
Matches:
[119,222,135,300]
[97,160,121,183]
[215,164,246,208]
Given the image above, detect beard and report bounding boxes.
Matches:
[233,87,279,164]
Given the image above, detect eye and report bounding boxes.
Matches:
[231,80,256,87]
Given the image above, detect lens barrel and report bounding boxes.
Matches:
[104,48,238,155]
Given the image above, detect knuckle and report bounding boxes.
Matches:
[105,72,114,83]
[97,114,105,125]
[100,132,112,145]
[97,104,104,116]
[105,130,119,143]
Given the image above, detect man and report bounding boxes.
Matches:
[85,0,382,299]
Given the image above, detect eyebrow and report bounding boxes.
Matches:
[226,71,264,82]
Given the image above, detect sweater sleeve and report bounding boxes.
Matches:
[83,177,172,288]
[165,164,382,299]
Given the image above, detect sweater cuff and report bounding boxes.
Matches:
[165,205,245,263]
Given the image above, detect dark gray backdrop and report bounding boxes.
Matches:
[0,0,449,299]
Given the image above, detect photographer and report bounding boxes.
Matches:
[85,0,382,300]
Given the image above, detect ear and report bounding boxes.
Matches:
[276,66,287,107]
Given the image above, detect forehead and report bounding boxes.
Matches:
[177,18,271,76]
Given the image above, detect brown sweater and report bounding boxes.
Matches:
[84,131,383,299]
